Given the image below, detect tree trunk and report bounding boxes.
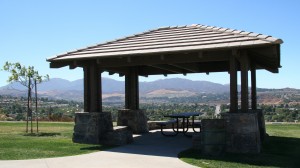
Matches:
[29,86,32,133]
[35,79,38,133]
[26,78,30,133]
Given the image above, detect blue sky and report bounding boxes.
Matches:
[0,0,299,88]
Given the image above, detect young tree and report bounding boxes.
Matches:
[2,62,49,133]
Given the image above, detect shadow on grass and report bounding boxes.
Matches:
[23,132,61,137]
[80,145,114,151]
[179,136,300,168]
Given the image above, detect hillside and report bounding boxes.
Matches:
[0,78,230,101]
[1,77,299,104]
[0,77,230,93]
[146,89,197,98]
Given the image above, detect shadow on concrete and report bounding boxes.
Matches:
[104,130,194,158]
[179,136,300,168]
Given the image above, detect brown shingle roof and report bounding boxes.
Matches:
[47,24,283,61]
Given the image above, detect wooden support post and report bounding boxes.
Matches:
[125,67,139,110]
[229,55,238,112]
[251,64,257,110]
[83,63,102,112]
[240,52,249,112]
[83,67,89,112]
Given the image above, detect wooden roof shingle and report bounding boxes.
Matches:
[47,24,283,61]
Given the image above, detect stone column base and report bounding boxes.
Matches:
[117,109,149,134]
[250,109,266,142]
[101,126,133,146]
[73,112,113,144]
[200,119,226,156]
[222,112,261,153]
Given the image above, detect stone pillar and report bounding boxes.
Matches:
[73,112,113,144]
[117,109,148,133]
[222,112,261,153]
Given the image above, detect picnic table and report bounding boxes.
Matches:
[157,112,202,136]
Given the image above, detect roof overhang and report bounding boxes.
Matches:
[47,24,283,75]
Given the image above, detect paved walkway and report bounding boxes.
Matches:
[0,130,197,168]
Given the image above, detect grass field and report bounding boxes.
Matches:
[2,121,300,167]
[0,122,108,160]
[179,124,300,168]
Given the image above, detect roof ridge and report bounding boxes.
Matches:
[192,24,283,44]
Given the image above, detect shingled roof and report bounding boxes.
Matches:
[48,24,282,61]
[48,24,283,75]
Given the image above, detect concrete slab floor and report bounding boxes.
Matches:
[0,130,197,168]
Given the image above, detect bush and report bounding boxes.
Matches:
[0,114,7,121]
[6,117,14,121]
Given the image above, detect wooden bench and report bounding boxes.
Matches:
[154,120,178,136]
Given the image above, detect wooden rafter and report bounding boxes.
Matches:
[138,66,177,76]
[168,63,199,73]
[103,67,129,75]
[50,62,70,68]
[255,62,278,73]
[148,64,185,74]
[95,50,230,68]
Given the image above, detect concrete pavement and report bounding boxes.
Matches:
[0,130,197,168]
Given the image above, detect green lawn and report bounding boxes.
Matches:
[0,121,108,160]
[179,124,300,168]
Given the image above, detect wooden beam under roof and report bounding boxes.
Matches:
[148,64,185,74]
[248,51,279,73]
[169,63,200,73]
[95,50,231,68]
[249,45,279,58]
[50,62,71,68]
[138,66,178,76]
[50,60,90,69]
[197,61,228,72]
[138,61,229,76]
[248,46,280,67]
[69,61,78,69]
[102,67,129,75]
[255,62,278,73]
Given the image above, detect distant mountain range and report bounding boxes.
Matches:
[0,77,230,93]
[0,78,232,101]
[1,77,299,104]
